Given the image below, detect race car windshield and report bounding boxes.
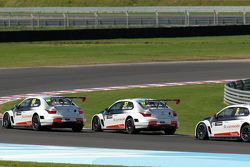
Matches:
[44,97,73,106]
[137,100,168,109]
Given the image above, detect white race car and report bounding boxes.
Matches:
[195,104,250,142]
[2,96,86,132]
[91,98,180,134]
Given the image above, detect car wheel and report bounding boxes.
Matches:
[125,117,137,134]
[92,116,102,132]
[32,114,41,131]
[2,113,12,129]
[72,123,83,132]
[196,123,209,140]
[164,126,176,135]
[240,124,250,142]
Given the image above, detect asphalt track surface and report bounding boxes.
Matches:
[1,60,250,154]
[1,60,250,97]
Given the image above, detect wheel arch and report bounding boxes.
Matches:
[241,122,250,130]
[91,114,103,130]
[124,115,134,128]
[125,115,133,122]
[4,111,14,117]
[3,111,14,125]
[195,120,211,138]
[32,112,39,117]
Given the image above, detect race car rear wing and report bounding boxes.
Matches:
[145,99,180,105]
[51,96,86,102]
[63,97,86,102]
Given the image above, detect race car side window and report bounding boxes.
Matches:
[18,99,32,111]
[30,98,41,108]
[216,107,234,120]
[234,107,249,117]
[122,101,134,110]
[109,102,124,112]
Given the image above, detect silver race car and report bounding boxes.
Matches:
[2,96,86,132]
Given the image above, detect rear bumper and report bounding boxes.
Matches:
[51,122,83,128]
[135,119,178,130]
[136,124,177,131]
[41,117,85,128]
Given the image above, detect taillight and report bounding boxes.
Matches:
[140,112,152,117]
[76,118,83,123]
[53,118,62,123]
[173,111,177,116]
[148,120,157,126]
[79,109,84,114]
[46,109,57,114]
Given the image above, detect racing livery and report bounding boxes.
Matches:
[195,104,250,142]
[2,96,86,132]
[91,98,180,134]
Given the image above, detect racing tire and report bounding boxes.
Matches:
[72,123,83,132]
[240,124,250,142]
[196,123,209,140]
[125,117,138,134]
[164,126,176,135]
[2,113,12,129]
[92,116,102,132]
[32,114,42,131]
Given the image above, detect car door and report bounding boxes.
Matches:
[114,101,134,128]
[211,107,235,137]
[21,98,41,125]
[14,98,32,126]
[104,101,124,129]
[226,107,250,136]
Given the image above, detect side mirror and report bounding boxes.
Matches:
[213,114,218,119]
[12,105,19,110]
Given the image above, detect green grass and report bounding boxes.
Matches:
[0,84,226,135]
[0,0,250,7]
[0,160,119,167]
[1,35,250,68]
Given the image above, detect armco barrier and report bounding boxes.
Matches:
[224,79,250,105]
[2,25,250,42]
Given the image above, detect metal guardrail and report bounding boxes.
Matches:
[224,79,250,105]
[1,6,250,13]
[0,6,250,30]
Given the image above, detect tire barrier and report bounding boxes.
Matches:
[224,79,250,105]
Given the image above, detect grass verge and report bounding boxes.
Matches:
[1,35,250,68]
[0,160,119,167]
[0,84,226,135]
[0,0,250,7]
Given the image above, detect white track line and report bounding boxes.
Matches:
[0,79,235,119]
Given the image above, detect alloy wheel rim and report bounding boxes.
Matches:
[241,127,250,141]
[93,117,99,130]
[32,116,39,129]
[3,115,8,127]
[198,124,205,138]
[126,120,132,132]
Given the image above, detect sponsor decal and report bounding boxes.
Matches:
[22,115,32,118]
[223,124,241,129]
[214,122,222,126]
[106,115,112,119]
[113,118,125,121]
